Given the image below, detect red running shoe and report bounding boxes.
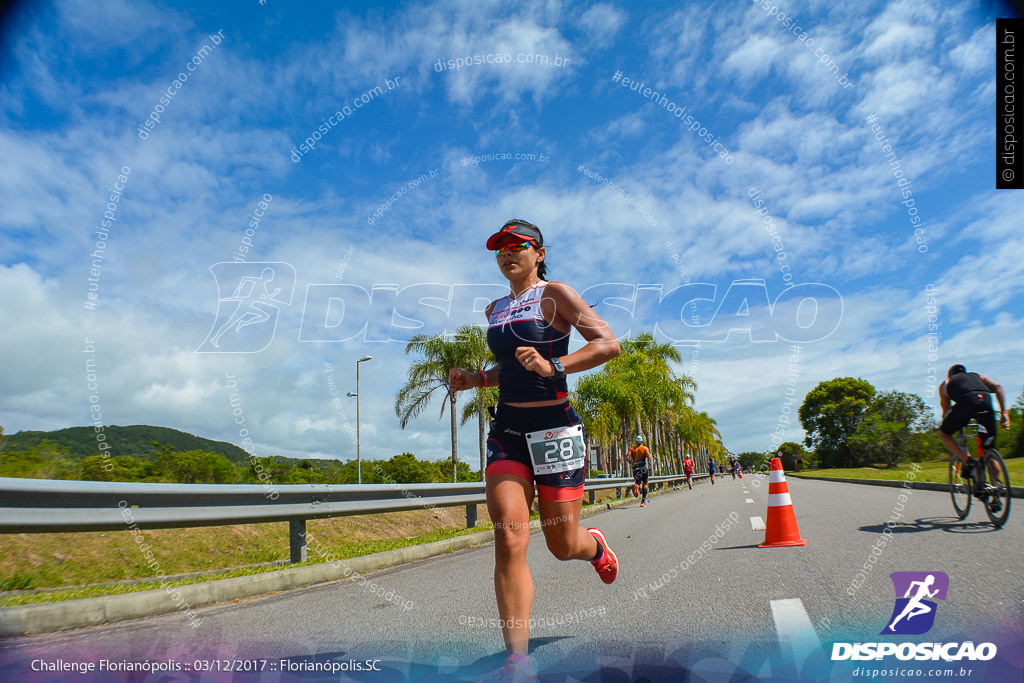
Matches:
[588,528,618,584]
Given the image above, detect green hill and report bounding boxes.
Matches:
[1,425,252,464]
[0,425,478,485]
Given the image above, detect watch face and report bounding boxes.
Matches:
[552,357,564,374]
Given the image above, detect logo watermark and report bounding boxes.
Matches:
[832,570,996,668]
[881,571,947,635]
[434,52,571,72]
[224,373,279,500]
[462,152,549,165]
[138,32,224,139]
[749,188,795,287]
[923,284,940,410]
[846,463,923,598]
[197,263,296,352]
[750,1,853,89]
[83,338,113,472]
[118,501,203,628]
[577,163,658,226]
[611,71,734,164]
[865,114,928,253]
[231,193,272,262]
[458,606,605,629]
[303,530,414,611]
[367,169,438,225]
[632,511,740,601]
[83,166,131,310]
[290,77,401,163]
[197,266,845,350]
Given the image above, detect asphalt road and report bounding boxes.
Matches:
[2,474,1022,681]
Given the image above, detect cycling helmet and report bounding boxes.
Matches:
[636,436,643,443]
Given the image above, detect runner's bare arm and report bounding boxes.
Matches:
[528,281,618,377]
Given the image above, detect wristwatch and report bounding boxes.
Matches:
[550,357,565,380]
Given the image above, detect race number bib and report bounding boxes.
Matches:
[525,424,586,476]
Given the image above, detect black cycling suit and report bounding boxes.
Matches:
[940,372,997,447]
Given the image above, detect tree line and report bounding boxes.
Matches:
[768,378,1023,469]
[0,434,479,485]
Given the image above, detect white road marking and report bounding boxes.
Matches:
[770,598,822,667]
[750,516,765,530]
[745,498,754,504]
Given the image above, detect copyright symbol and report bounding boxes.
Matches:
[1003,168,1014,182]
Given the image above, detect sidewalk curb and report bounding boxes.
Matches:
[0,491,657,638]
[789,473,1024,498]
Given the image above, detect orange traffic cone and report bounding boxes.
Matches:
[759,457,806,548]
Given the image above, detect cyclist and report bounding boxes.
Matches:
[628,436,651,507]
[938,364,1010,497]
[682,454,695,490]
[449,219,621,681]
[708,458,716,485]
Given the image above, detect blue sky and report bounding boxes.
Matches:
[1,0,1021,467]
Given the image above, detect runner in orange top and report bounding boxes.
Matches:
[628,436,651,507]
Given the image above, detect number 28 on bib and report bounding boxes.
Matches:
[525,424,586,476]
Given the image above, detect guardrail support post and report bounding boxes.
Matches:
[588,490,596,505]
[466,504,477,528]
[289,520,307,564]
[615,487,621,499]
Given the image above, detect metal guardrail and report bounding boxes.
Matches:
[0,473,697,563]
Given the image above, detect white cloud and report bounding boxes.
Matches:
[576,3,626,48]
[721,35,784,82]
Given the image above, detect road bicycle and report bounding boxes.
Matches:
[948,419,1011,527]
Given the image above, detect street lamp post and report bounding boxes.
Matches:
[348,355,373,484]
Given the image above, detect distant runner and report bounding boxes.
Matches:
[708,459,716,485]
[682,454,695,490]
[628,436,651,507]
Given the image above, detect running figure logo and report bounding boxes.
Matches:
[197,262,296,353]
[880,571,949,635]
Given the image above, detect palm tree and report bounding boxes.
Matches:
[605,333,693,474]
[572,372,631,474]
[395,333,474,482]
[571,332,701,476]
[679,410,722,472]
[453,324,496,481]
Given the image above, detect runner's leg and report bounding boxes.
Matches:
[538,497,596,561]
[487,473,535,656]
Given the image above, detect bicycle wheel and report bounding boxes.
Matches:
[982,449,1011,528]
[949,456,971,520]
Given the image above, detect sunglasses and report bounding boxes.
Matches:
[494,241,534,256]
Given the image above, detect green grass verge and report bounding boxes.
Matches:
[0,490,625,608]
[792,456,1024,485]
[0,523,488,608]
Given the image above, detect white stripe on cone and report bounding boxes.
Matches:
[769,470,786,484]
[768,492,792,507]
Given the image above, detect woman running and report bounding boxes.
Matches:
[450,219,621,682]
